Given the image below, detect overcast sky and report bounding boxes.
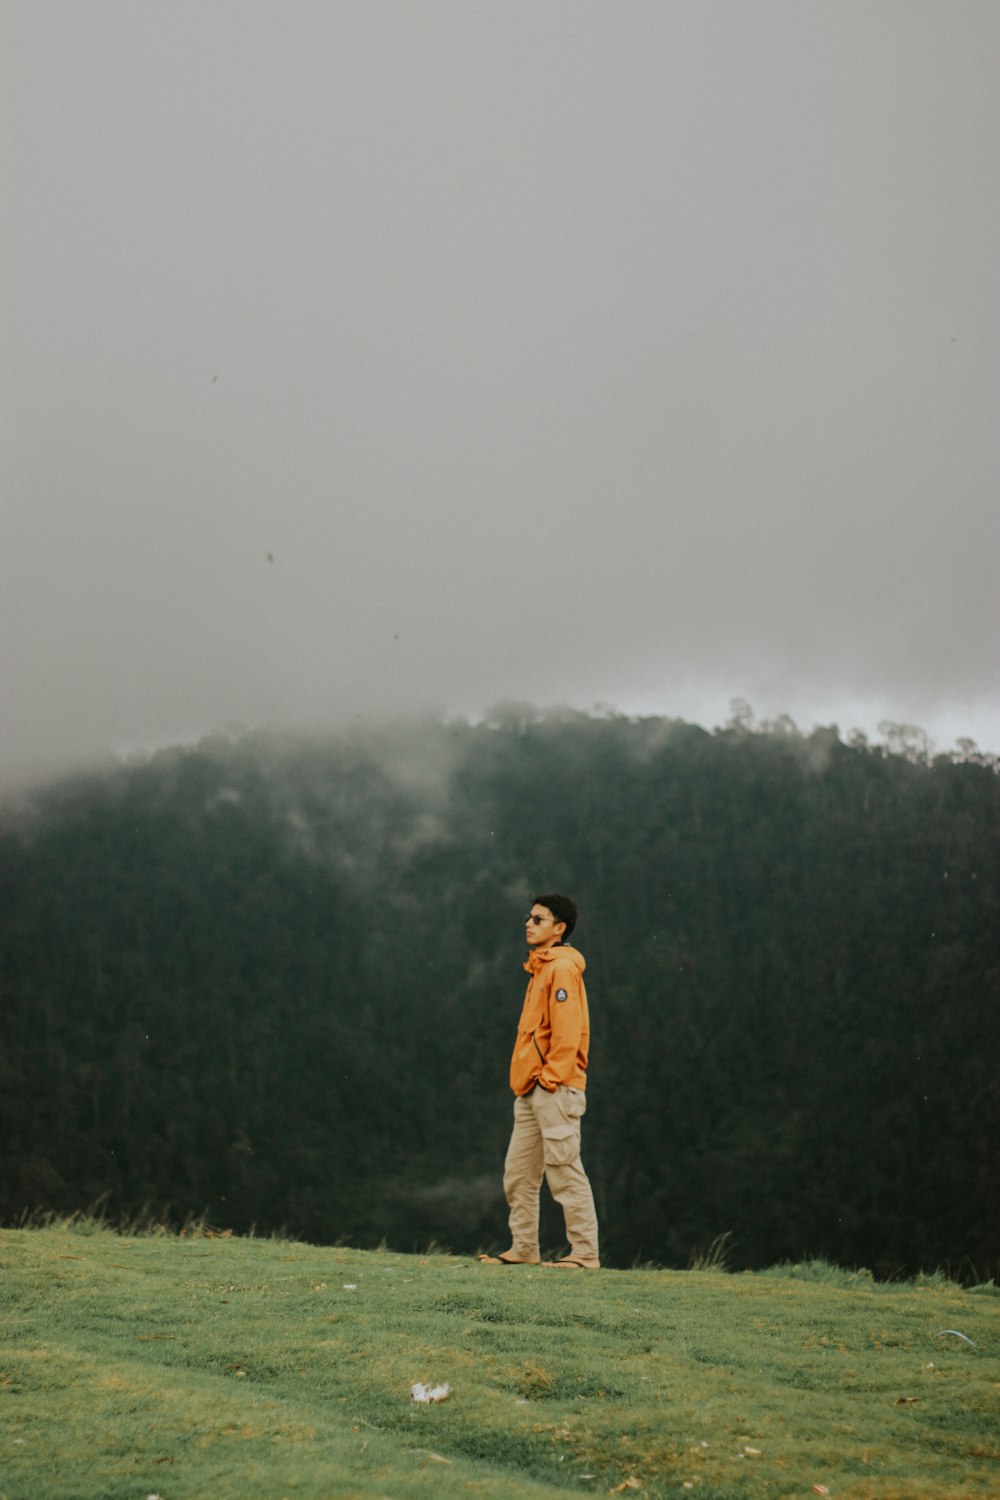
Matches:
[4,1,998,787]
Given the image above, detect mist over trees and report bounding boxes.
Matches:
[2,708,997,1278]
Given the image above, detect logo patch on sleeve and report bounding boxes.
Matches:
[555,987,568,1001]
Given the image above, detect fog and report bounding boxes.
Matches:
[4,1,998,788]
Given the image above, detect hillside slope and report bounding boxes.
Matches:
[2,714,998,1273]
[2,1222,998,1498]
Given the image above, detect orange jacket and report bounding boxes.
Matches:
[509,943,590,1096]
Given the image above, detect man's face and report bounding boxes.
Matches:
[525,904,566,948]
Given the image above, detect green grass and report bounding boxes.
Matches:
[1,1223,997,1498]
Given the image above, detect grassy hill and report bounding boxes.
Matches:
[1,1222,997,1499]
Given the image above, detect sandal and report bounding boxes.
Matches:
[478,1252,539,1265]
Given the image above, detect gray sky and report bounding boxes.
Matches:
[4,1,998,787]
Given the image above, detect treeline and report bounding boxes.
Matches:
[1,708,998,1277]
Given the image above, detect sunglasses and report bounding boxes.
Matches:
[525,912,551,925]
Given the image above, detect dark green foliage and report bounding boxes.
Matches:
[1,711,997,1277]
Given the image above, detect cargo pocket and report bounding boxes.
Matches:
[541,1121,580,1168]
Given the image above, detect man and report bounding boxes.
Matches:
[480,894,600,1269]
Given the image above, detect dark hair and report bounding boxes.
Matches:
[532,893,578,941]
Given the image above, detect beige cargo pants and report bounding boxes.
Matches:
[503,1083,600,1265]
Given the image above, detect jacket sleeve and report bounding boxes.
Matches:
[537,962,585,1089]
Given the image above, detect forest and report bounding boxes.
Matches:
[1,707,997,1279]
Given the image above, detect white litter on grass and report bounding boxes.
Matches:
[934,1329,978,1348]
[411,1382,451,1404]
[342,1283,358,1290]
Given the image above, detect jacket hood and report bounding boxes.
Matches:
[524,943,586,976]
